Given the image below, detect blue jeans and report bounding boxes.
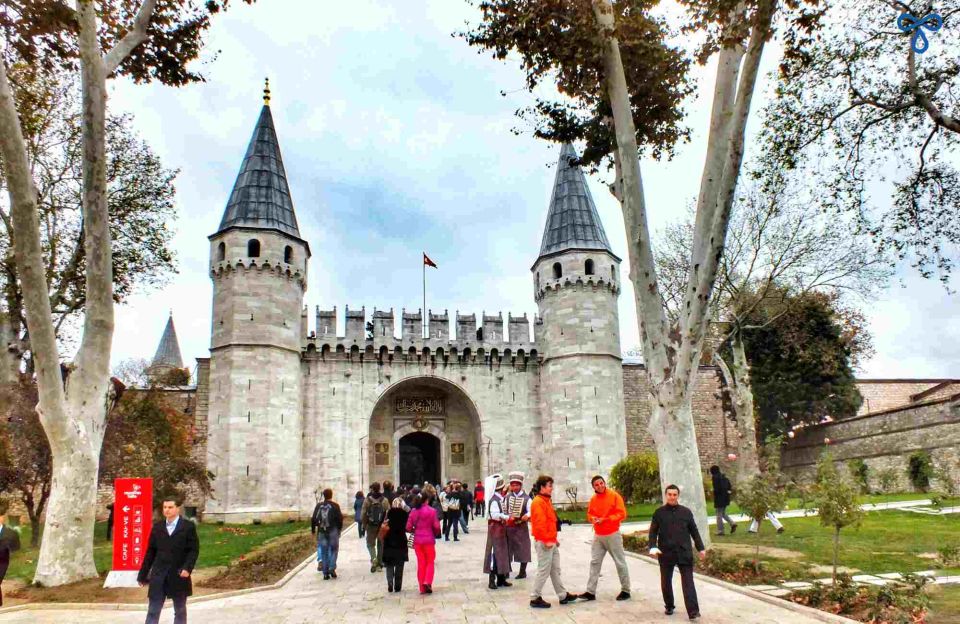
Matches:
[317,528,340,574]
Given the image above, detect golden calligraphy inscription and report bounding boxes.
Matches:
[396,397,444,415]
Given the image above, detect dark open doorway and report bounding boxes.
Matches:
[399,432,440,486]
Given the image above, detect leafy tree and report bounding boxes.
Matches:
[609,452,660,503]
[813,451,864,582]
[758,0,960,283]
[99,387,212,510]
[112,357,151,388]
[461,0,824,540]
[0,0,253,586]
[0,68,178,379]
[0,376,51,546]
[740,290,864,440]
[655,181,887,478]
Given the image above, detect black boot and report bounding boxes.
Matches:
[516,563,527,579]
[489,572,498,589]
[497,574,512,587]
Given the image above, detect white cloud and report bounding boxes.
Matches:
[104,0,957,380]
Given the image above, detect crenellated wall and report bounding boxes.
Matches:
[305,305,543,358]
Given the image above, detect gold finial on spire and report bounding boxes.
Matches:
[263,77,271,106]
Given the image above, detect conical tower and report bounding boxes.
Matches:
[205,80,309,522]
[532,143,626,494]
[147,312,184,383]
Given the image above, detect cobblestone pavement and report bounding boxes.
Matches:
[0,521,846,623]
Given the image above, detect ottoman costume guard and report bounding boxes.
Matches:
[483,474,512,589]
[504,471,533,579]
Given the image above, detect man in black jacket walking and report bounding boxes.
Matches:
[311,488,344,579]
[138,495,200,624]
[649,485,706,620]
[710,465,737,536]
[0,502,21,607]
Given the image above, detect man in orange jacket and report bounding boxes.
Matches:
[528,475,581,609]
[580,475,631,601]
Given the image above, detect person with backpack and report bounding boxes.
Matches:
[709,465,738,536]
[381,497,410,593]
[311,488,344,579]
[361,482,390,573]
[443,483,462,541]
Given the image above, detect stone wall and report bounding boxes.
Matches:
[623,365,731,466]
[781,395,960,492]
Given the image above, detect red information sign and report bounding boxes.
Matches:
[111,478,153,572]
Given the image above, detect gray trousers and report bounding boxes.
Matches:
[531,541,567,599]
[145,595,186,624]
[715,506,737,534]
[586,532,631,593]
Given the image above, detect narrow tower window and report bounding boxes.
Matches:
[284,245,293,263]
[585,258,595,275]
[217,242,226,261]
[247,239,261,257]
[610,264,615,281]
[552,262,562,279]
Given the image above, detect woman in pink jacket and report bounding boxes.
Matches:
[406,485,441,594]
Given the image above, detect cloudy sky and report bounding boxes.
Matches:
[106,0,957,379]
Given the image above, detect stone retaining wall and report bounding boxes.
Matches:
[781,395,960,492]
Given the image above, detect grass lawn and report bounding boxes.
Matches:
[6,520,311,583]
[714,509,958,575]
[557,492,938,524]
[928,584,960,624]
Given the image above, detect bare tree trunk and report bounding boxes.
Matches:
[832,527,840,583]
[648,398,710,533]
[713,334,761,481]
[591,0,773,542]
[0,0,156,587]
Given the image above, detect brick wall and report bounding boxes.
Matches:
[781,395,960,491]
[623,365,732,466]
[855,380,957,416]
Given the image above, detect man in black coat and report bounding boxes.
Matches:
[710,465,738,536]
[649,485,706,620]
[138,496,200,624]
[0,504,21,607]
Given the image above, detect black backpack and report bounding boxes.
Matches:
[366,497,385,526]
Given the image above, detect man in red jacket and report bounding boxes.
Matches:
[580,475,631,601]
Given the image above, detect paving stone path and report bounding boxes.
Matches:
[746,570,960,598]
[0,520,852,624]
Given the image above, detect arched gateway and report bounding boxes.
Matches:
[368,377,484,487]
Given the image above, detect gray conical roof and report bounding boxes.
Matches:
[215,104,301,238]
[537,143,614,259]
[151,314,184,370]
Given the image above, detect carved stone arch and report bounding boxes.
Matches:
[367,375,486,487]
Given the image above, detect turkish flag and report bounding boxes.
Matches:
[423,253,438,268]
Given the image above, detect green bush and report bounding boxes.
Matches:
[875,468,899,494]
[937,542,960,568]
[847,458,869,493]
[609,453,660,503]
[908,451,934,492]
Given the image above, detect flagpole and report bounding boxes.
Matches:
[423,255,427,339]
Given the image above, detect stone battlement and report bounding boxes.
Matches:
[307,305,542,360]
[210,258,307,287]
